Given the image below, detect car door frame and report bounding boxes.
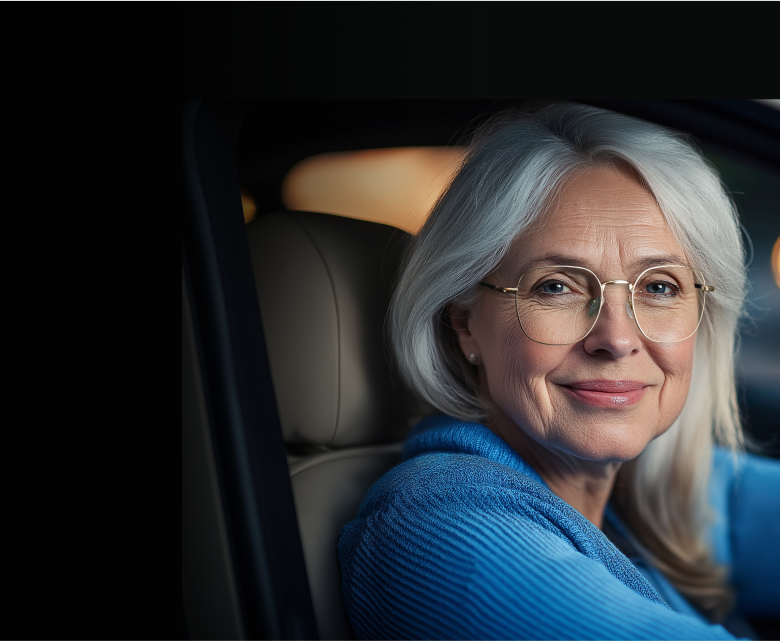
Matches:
[182,99,318,641]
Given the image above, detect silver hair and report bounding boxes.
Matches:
[389,103,747,617]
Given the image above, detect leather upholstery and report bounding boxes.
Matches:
[246,211,417,639]
[290,445,402,639]
[247,211,415,447]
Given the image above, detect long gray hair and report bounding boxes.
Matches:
[389,103,747,619]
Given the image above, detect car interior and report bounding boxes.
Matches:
[182,99,780,640]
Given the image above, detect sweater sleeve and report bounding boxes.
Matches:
[711,449,780,617]
[340,484,741,640]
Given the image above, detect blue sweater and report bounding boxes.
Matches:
[338,415,780,640]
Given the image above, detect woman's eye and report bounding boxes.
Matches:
[645,282,675,295]
[540,282,570,294]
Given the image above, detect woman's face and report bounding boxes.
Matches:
[454,165,696,463]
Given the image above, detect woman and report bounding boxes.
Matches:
[338,104,779,639]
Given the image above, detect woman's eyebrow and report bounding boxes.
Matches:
[527,254,590,268]
[523,254,688,270]
[633,255,689,269]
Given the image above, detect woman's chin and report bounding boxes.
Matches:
[558,426,654,463]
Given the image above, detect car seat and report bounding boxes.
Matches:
[245,211,418,639]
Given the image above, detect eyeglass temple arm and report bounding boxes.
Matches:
[695,283,715,292]
[480,281,517,294]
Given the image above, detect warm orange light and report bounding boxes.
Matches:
[282,147,465,235]
[772,235,780,289]
[241,191,257,224]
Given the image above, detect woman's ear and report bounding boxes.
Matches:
[448,303,481,365]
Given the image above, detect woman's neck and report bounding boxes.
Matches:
[487,413,622,530]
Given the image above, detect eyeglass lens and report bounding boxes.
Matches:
[514,266,705,345]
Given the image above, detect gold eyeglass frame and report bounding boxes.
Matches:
[480,264,715,346]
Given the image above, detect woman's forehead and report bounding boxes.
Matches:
[545,165,665,228]
[506,167,687,274]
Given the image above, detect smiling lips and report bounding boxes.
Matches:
[561,380,649,407]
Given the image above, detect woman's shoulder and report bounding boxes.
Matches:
[354,415,551,518]
[337,426,584,604]
[366,444,541,502]
[338,415,610,572]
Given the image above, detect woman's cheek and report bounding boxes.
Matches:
[652,342,695,428]
[497,337,558,434]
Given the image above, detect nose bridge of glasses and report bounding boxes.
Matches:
[601,279,632,289]
[593,279,635,321]
[601,279,634,303]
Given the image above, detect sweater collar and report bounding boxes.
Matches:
[402,414,548,488]
[401,415,671,610]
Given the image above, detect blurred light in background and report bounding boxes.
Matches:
[773,235,780,289]
[241,190,257,223]
[282,147,464,235]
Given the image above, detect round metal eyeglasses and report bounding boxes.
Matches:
[480,264,715,345]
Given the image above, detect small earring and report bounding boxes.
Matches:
[469,353,479,365]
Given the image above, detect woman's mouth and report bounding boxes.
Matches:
[560,380,649,407]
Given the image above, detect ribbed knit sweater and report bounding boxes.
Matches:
[338,415,780,640]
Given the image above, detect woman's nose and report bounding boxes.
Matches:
[581,289,642,359]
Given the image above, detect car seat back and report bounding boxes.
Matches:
[246,211,417,639]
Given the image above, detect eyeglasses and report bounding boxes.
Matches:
[480,264,714,345]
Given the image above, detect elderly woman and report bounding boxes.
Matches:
[337,104,779,639]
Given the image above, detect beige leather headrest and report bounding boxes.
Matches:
[246,211,414,448]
